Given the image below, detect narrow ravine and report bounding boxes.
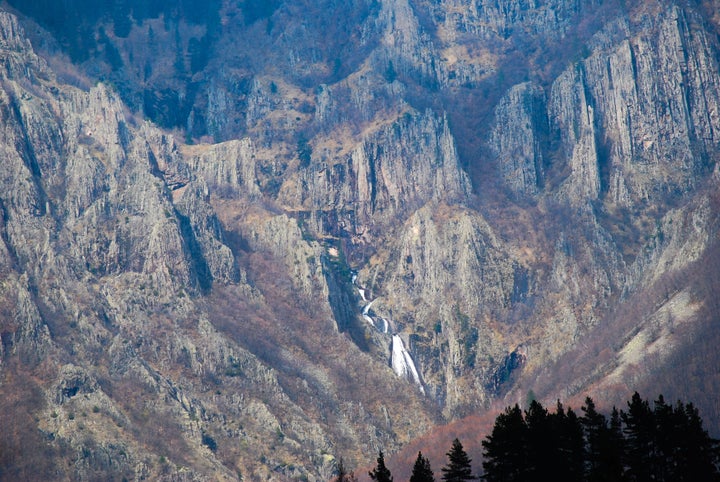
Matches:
[352,273,425,394]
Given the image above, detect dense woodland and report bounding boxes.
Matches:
[482,393,720,481]
[348,393,720,482]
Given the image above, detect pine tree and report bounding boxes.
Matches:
[482,404,528,481]
[581,398,623,481]
[606,406,626,481]
[368,451,393,482]
[653,395,675,480]
[482,392,718,482]
[672,401,720,481]
[556,405,585,481]
[336,458,348,482]
[581,396,606,479]
[622,392,656,481]
[410,451,435,482]
[442,438,476,481]
[524,399,551,479]
[523,400,583,481]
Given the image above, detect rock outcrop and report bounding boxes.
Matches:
[0,11,438,480]
[3,0,720,478]
[490,82,548,196]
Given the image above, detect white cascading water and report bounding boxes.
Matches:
[352,273,424,393]
[362,299,376,328]
[391,334,425,394]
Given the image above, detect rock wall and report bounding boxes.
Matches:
[3,0,720,477]
[0,10,443,479]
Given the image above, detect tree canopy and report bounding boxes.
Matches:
[368,451,393,482]
[442,438,476,481]
[410,451,435,482]
[481,392,720,481]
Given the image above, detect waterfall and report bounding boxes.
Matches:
[391,335,425,394]
[353,274,424,393]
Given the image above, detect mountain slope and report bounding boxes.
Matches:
[1,0,720,479]
[0,11,437,481]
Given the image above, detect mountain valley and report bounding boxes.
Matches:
[0,0,719,479]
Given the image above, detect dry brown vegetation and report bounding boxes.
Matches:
[0,362,67,480]
[203,234,442,469]
[502,188,720,433]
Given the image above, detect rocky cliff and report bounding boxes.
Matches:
[2,0,720,479]
[0,12,436,480]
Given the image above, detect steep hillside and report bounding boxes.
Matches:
[1,0,720,479]
[0,12,437,480]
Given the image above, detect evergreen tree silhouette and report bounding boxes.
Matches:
[653,395,675,480]
[482,404,527,481]
[442,438,476,481]
[410,451,435,482]
[368,451,393,482]
[581,396,606,479]
[622,392,655,481]
[523,399,584,481]
[581,397,623,481]
[481,392,719,482]
[524,399,551,479]
[607,406,626,478]
[335,458,348,482]
[554,403,584,481]
[669,400,720,481]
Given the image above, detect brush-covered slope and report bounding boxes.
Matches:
[1,0,720,479]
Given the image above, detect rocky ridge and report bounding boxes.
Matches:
[1,0,720,479]
[0,11,437,480]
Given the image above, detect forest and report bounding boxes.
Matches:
[347,393,720,481]
[482,393,720,481]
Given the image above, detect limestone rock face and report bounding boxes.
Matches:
[246,212,327,300]
[0,10,441,480]
[549,64,603,201]
[430,0,600,39]
[499,5,720,209]
[490,82,547,196]
[276,108,470,244]
[342,110,470,228]
[3,0,720,478]
[184,139,261,198]
[360,203,516,414]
